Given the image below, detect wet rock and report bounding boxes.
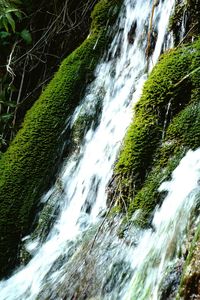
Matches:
[178,231,200,300]
[102,261,132,295]
[160,260,183,300]
[35,217,133,300]
[127,21,137,44]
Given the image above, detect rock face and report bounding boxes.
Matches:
[0,0,122,278]
[160,260,184,300]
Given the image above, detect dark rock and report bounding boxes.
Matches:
[160,260,183,300]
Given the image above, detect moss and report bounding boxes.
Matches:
[91,0,121,32]
[115,45,192,198]
[177,225,200,299]
[127,148,186,227]
[0,0,122,278]
[114,38,200,228]
[167,101,200,149]
[130,96,200,226]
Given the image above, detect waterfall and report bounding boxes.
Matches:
[0,0,176,299]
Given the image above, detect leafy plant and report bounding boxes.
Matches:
[20,28,32,44]
[0,0,22,32]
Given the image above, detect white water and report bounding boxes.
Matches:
[123,149,200,300]
[0,0,175,299]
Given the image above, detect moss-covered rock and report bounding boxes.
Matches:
[115,36,200,296]
[127,95,200,226]
[114,38,200,225]
[112,37,200,298]
[0,0,122,278]
[114,45,193,201]
[91,0,121,32]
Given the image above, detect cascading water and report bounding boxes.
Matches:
[123,148,200,300]
[0,0,176,299]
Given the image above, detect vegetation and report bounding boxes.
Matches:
[113,38,200,226]
[0,0,200,296]
[0,0,102,153]
[0,0,122,278]
[114,46,192,204]
[0,0,26,152]
[112,21,200,296]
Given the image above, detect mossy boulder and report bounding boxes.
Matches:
[114,45,193,200]
[127,96,200,226]
[0,0,122,278]
[114,38,200,223]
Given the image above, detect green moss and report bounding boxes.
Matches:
[91,0,121,32]
[167,101,200,149]
[0,0,122,278]
[115,46,192,197]
[129,95,200,226]
[127,148,186,227]
[114,38,200,227]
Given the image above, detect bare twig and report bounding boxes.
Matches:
[16,75,53,107]
[89,198,115,253]
[177,22,198,47]
[12,58,27,127]
[174,66,200,87]
[6,42,18,87]
[13,6,66,65]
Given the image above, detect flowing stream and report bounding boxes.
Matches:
[0,0,182,299]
